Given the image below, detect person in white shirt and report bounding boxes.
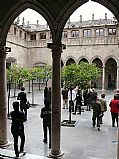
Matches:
[68,89,76,112]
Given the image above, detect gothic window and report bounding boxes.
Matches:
[62,31,68,38]
[50,32,52,39]
[96,28,104,36]
[40,32,46,39]
[14,27,17,35]
[108,28,116,35]
[24,33,26,40]
[19,30,22,37]
[30,34,36,40]
[83,29,91,37]
[71,30,79,37]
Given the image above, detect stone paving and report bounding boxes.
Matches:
[0,88,118,159]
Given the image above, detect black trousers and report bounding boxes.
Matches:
[43,123,51,147]
[111,112,118,127]
[12,129,25,156]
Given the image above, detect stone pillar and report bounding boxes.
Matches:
[117,66,119,90]
[0,47,8,147]
[49,44,63,157]
[118,121,119,159]
[102,65,105,92]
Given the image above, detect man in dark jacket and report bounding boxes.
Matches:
[91,95,101,131]
[17,87,27,120]
[40,99,51,148]
[10,101,26,158]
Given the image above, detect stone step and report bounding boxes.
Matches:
[0,148,48,159]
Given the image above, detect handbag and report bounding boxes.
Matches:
[26,101,30,109]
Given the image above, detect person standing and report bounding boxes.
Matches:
[99,94,107,124]
[73,89,82,115]
[17,87,28,120]
[62,87,68,109]
[91,95,101,131]
[40,99,51,149]
[87,88,97,111]
[68,88,76,112]
[109,94,119,127]
[10,101,26,158]
[44,86,48,100]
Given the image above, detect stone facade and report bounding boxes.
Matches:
[6,18,119,89]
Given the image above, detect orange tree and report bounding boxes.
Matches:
[61,62,101,123]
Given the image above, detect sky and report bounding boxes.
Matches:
[19,0,114,25]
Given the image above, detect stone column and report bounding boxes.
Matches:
[118,121,119,159]
[116,66,119,90]
[0,47,8,147]
[49,44,63,157]
[102,65,105,92]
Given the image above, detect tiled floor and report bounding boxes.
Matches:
[0,89,118,159]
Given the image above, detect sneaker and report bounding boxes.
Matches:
[19,150,26,154]
[97,127,100,131]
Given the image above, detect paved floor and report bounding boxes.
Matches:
[0,88,118,159]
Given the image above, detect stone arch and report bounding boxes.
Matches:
[92,57,103,89]
[91,56,103,64]
[6,57,17,68]
[61,59,64,68]
[65,57,76,66]
[105,57,117,89]
[78,56,89,64]
[1,0,119,46]
[57,0,118,42]
[91,0,119,20]
[0,1,54,46]
[104,55,119,66]
[34,62,46,67]
[64,56,76,66]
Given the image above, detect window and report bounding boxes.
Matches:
[30,34,36,40]
[19,30,22,37]
[96,29,104,36]
[40,32,46,39]
[108,28,116,35]
[62,31,68,38]
[50,32,52,39]
[14,27,17,35]
[83,29,91,37]
[71,30,79,37]
[24,33,26,40]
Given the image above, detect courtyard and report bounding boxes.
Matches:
[0,88,118,159]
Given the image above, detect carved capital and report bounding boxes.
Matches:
[47,43,66,58]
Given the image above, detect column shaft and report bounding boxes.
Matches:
[51,46,62,156]
[116,66,119,90]
[0,47,8,146]
[102,65,105,91]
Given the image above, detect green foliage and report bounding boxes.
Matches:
[6,64,46,84]
[43,65,52,80]
[61,62,101,89]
